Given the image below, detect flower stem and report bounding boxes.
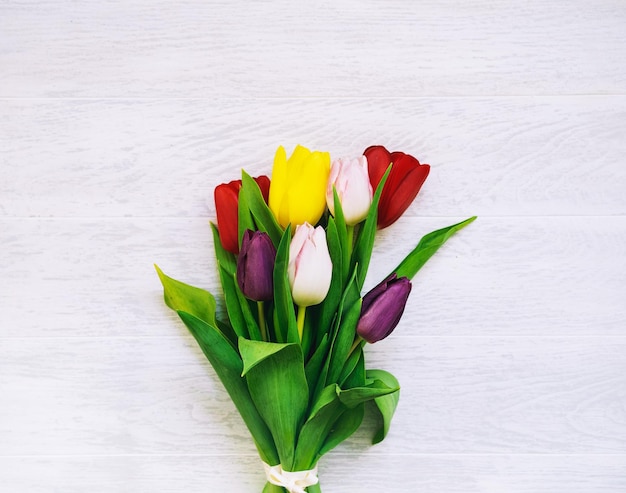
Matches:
[297,305,307,342]
[257,301,267,341]
[348,335,364,357]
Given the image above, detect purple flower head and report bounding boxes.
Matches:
[236,230,276,301]
[357,274,412,343]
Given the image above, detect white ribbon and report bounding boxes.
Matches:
[263,462,318,493]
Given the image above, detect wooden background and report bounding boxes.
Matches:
[2,1,625,491]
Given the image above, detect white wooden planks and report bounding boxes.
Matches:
[1,0,626,491]
[2,97,625,218]
[2,1,625,98]
[1,216,625,338]
[2,336,624,455]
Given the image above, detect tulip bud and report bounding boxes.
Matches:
[236,230,276,301]
[269,145,331,228]
[357,274,412,343]
[364,145,430,229]
[288,223,333,307]
[214,176,271,254]
[326,156,373,225]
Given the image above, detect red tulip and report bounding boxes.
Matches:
[364,145,430,229]
[214,175,270,254]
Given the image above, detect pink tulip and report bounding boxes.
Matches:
[288,223,332,307]
[326,156,373,225]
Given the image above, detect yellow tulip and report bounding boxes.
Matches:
[269,145,331,228]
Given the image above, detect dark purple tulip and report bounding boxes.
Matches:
[236,230,276,301]
[357,274,412,343]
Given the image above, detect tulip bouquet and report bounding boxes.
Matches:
[156,144,474,493]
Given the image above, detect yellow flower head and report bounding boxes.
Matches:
[269,145,331,228]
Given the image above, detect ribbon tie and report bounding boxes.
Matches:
[263,462,318,493]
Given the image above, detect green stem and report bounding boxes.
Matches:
[257,301,267,341]
[297,305,307,342]
[348,335,364,357]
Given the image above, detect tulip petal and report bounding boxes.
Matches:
[379,154,430,229]
[287,150,330,227]
[357,277,411,343]
[254,175,271,203]
[269,146,288,226]
[288,224,332,307]
[215,180,241,254]
[364,145,392,191]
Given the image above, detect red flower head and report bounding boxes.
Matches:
[214,175,270,254]
[364,145,430,229]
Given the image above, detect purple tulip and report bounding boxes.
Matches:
[357,274,412,343]
[236,230,276,301]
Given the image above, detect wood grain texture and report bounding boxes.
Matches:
[1,97,625,218]
[2,0,625,491]
[1,455,625,493]
[1,336,624,457]
[1,0,625,98]
[1,216,625,338]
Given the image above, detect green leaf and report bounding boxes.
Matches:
[241,170,283,247]
[210,222,236,275]
[318,403,365,456]
[325,268,362,386]
[232,272,263,341]
[293,384,344,470]
[367,369,400,444]
[351,166,391,290]
[155,265,217,326]
[339,343,365,388]
[176,311,279,465]
[337,378,399,409]
[239,338,309,470]
[218,263,248,339]
[392,216,477,280]
[317,218,343,338]
[305,333,330,400]
[237,184,256,251]
[332,188,350,283]
[273,226,298,344]
[326,297,362,385]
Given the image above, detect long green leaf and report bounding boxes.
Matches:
[231,271,262,341]
[155,265,217,326]
[392,216,477,280]
[239,338,309,470]
[176,311,278,465]
[337,378,399,408]
[293,384,345,470]
[367,369,400,444]
[317,403,364,456]
[351,167,390,290]
[273,226,298,344]
[218,263,248,339]
[332,188,350,283]
[326,297,362,385]
[241,170,283,247]
[317,218,343,338]
[237,184,256,251]
[210,222,236,275]
[305,333,330,401]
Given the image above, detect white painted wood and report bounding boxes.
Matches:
[2,0,625,491]
[1,1,625,98]
[1,336,624,456]
[2,97,626,218]
[1,216,625,338]
[1,455,625,493]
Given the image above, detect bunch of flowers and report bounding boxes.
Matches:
[156,144,474,493]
